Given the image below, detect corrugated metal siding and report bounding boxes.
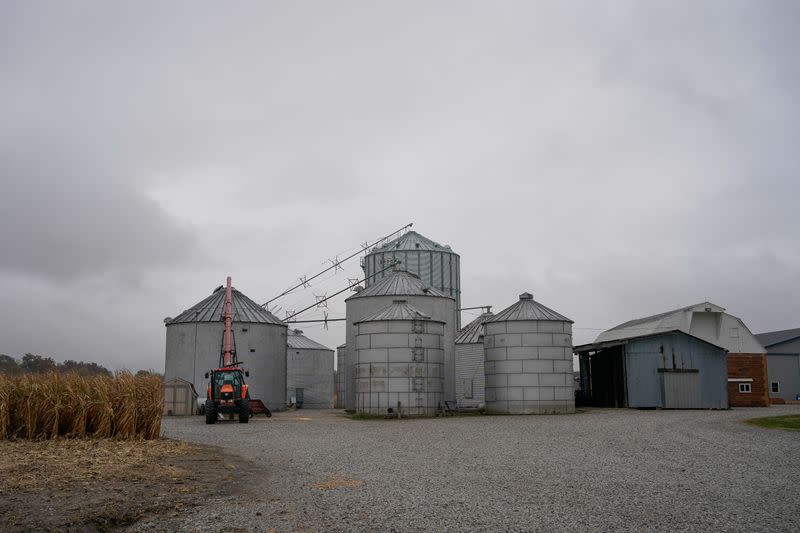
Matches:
[456,343,485,408]
[663,373,702,408]
[624,332,727,409]
[362,231,460,329]
[286,347,334,408]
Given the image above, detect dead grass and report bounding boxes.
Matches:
[0,438,197,493]
[0,372,163,440]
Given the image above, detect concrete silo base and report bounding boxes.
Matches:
[485,400,575,415]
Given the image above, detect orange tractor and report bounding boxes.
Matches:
[204,276,267,424]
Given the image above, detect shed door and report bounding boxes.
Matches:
[663,372,701,408]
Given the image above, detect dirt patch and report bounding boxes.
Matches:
[0,438,262,531]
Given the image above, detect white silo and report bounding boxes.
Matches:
[455,310,493,408]
[343,270,456,411]
[483,293,574,414]
[354,299,445,416]
[362,231,461,328]
[164,284,288,412]
[286,330,334,408]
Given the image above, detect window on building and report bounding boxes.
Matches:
[739,383,751,393]
[771,382,780,393]
[249,348,255,353]
[241,328,248,333]
[464,378,473,399]
[729,327,739,338]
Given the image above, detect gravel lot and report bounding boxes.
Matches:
[151,405,800,532]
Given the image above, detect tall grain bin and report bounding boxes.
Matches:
[335,343,346,408]
[455,311,493,408]
[484,293,574,414]
[362,231,461,328]
[164,285,288,412]
[344,270,456,411]
[286,329,334,408]
[354,300,445,416]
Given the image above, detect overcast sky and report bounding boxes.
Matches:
[1,1,798,371]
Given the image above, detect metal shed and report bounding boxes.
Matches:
[589,302,765,407]
[755,328,800,403]
[575,330,729,409]
[286,329,334,408]
[163,377,198,416]
[455,311,493,408]
[164,284,288,412]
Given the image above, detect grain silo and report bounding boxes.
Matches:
[353,299,445,416]
[164,284,288,412]
[286,330,334,408]
[334,343,346,408]
[344,269,456,411]
[455,310,493,408]
[484,293,574,414]
[362,231,461,328]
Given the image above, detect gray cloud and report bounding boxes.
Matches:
[0,1,798,369]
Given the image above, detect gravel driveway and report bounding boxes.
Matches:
[149,405,800,532]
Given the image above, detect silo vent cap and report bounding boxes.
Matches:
[519,292,533,300]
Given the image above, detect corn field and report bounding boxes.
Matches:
[0,372,163,440]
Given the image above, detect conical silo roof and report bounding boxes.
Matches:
[455,311,494,344]
[345,270,451,301]
[487,293,573,323]
[166,285,284,325]
[287,329,333,351]
[372,230,455,253]
[355,299,443,323]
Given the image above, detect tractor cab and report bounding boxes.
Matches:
[204,366,250,423]
[207,367,248,402]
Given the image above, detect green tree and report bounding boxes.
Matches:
[0,354,20,375]
[20,353,57,373]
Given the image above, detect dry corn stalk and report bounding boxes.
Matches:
[0,372,163,440]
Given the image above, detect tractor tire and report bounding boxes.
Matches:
[205,400,217,424]
[238,400,250,424]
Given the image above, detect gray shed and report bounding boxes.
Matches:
[455,311,493,408]
[575,331,729,409]
[755,328,800,402]
[164,284,288,412]
[286,329,334,408]
[163,377,198,416]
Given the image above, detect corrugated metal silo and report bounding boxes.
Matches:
[286,330,334,408]
[354,299,445,416]
[362,231,461,328]
[335,343,346,408]
[455,311,493,408]
[164,285,288,412]
[484,293,574,414]
[343,270,456,411]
